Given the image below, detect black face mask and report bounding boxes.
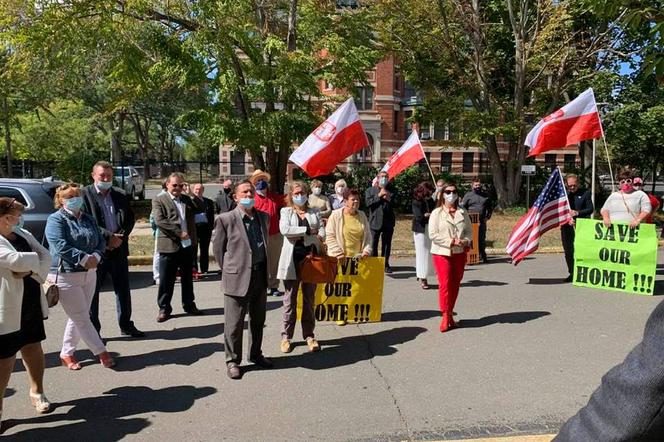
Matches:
[224,188,231,194]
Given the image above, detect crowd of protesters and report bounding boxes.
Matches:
[1,162,662,423]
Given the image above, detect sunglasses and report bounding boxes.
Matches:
[619,179,632,184]
[170,183,185,188]
[443,190,457,195]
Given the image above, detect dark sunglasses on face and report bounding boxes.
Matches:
[443,190,457,195]
[171,183,184,188]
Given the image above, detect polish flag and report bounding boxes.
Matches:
[526,88,603,157]
[381,130,425,180]
[289,98,369,177]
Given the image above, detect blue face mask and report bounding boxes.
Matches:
[473,187,481,194]
[379,177,388,187]
[293,195,308,206]
[12,215,24,233]
[96,181,112,191]
[64,197,84,212]
[239,197,255,209]
[255,180,268,191]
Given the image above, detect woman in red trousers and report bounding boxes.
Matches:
[428,181,472,332]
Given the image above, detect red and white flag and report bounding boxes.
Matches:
[526,88,603,157]
[381,130,425,180]
[289,98,369,177]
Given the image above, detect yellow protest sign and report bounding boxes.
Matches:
[297,257,384,323]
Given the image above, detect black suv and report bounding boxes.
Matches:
[0,178,63,243]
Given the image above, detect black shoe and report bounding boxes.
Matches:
[564,275,573,283]
[482,255,489,263]
[384,266,393,274]
[227,363,242,380]
[184,306,205,316]
[249,355,273,369]
[121,326,146,338]
[269,288,283,297]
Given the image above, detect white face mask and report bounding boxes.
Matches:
[336,187,346,196]
[444,193,458,204]
[312,187,322,196]
[436,186,444,192]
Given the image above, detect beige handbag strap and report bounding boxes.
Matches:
[620,192,637,220]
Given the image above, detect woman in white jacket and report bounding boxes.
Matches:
[428,182,472,332]
[0,198,53,423]
[278,181,325,354]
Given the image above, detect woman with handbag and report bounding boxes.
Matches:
[0,197,53,422]
[429,181,472,333]
[278,181,325,354]
[45,183,115,370]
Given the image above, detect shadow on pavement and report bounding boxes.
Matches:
[460,279,508,287]
[114,342,223,372]
[653,280,664,296]
[528,278,569,285]
[260,326,427,373]
[381,310,439,322]
[1,385,216,440]
[459,311,551,328]
[108,322,224,342]
[387,272,416,279]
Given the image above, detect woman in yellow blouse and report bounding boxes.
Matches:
[429,181,472,332]
[325,189,372,259]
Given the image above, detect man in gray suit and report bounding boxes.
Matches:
[152,172,205,322]
[365,170,397,273]
[212,180,273,380]
[555,298,664,440]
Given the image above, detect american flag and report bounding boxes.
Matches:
[506,168,572,265]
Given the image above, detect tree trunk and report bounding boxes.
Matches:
[2,97,12,178]
[109,112,126,165]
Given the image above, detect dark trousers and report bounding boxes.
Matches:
[371,228,394,267]
[157,247,196,314]
[478,220,487,259]
[194,225,212,273]
[91,251,133,332]
[561,224,575,276]
[224,264,268,364]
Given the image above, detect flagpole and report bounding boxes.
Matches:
[591,139,596,209]
[592,91,615,193]
[420,143,437,185]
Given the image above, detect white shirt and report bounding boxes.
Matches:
[170,193,187,234]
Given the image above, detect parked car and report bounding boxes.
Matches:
[113,166,145,200]
[0,178,63,243]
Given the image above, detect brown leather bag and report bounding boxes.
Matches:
[300,253,338,284]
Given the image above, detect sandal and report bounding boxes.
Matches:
[60,355,81,371]
[29,392,52,413]
[98,351,116,368]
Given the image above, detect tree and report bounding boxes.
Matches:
[374,0,629,207]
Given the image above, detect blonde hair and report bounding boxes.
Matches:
[310,179,323,188]
[54,183,81,209]
[285,181,309,208]
[334,179,347,188]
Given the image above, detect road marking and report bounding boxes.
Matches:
[418,435,555,442]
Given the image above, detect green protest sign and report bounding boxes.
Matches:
[573,218,658,295]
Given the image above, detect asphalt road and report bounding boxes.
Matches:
[3,253,663,441]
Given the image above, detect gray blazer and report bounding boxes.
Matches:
[212,206,270,297]
[555,298,664,440]
[152,192,204,254]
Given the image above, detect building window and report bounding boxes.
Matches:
[404,110,413,136]
[355,133,374,163]
[463,152,474,173]
[393,111,399,134]
[394,73,401,92]
[441,152,452,172]
[433,122,447,141]
[354,85,374,110]
[544,154,557,170]
[564,154,576,171]
[230,150,245,175]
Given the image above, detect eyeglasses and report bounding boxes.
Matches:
[443,190,457,195]
[619,179,632,184]
[170,183,185,188]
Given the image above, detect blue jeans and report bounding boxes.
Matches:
[90,251,134,332]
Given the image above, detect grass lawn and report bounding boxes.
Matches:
[127,212,563,257]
